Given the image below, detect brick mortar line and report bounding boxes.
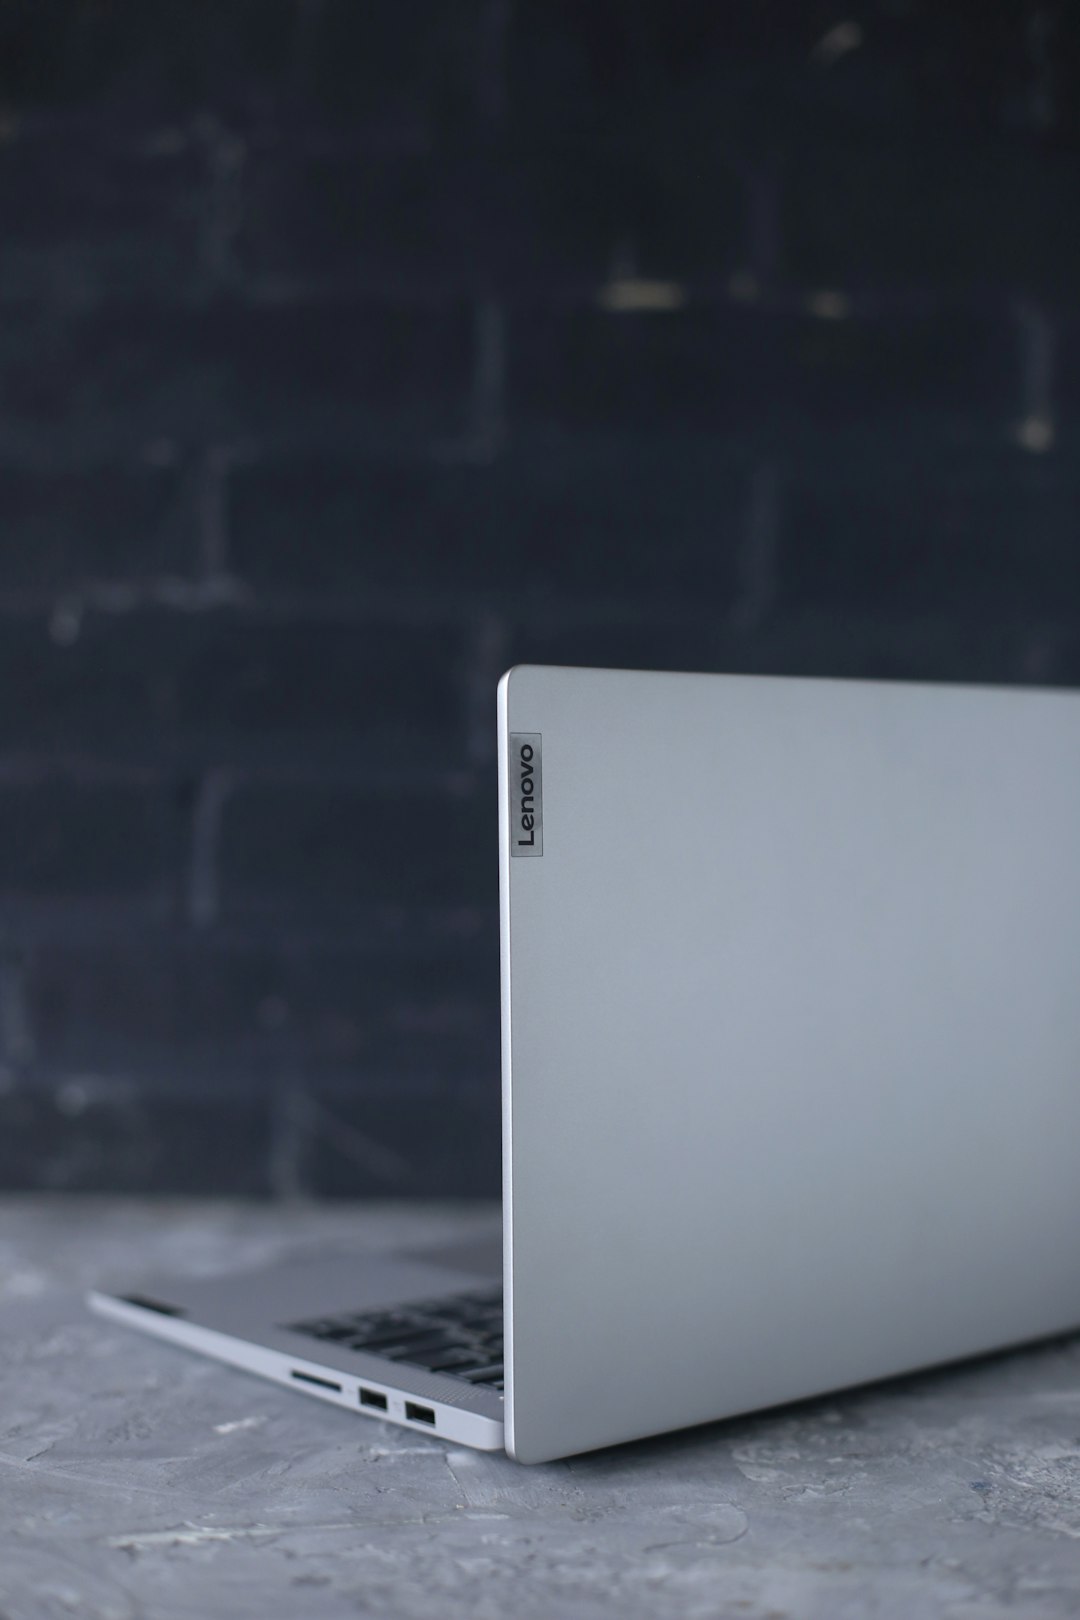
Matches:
[0,910,500,952]
[2,273,1078,322]
[0,760,493,791]
[1,1069,498,1102]
[0,594,1070,634]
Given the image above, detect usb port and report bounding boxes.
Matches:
[405,1401,436,1426]
[359,1387,388,1411]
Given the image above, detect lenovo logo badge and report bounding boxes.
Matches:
[509,733,543,857]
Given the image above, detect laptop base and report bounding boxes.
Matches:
[88,1247,505,1453]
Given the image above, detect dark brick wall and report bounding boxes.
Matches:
[0,1,1077,1195]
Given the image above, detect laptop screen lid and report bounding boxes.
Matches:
[498,664,1080,1464]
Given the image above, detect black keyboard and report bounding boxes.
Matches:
[287,1286,504,1391]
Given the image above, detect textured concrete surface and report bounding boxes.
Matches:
[2,1199,1079,1620]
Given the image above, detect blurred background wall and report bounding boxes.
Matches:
[0,1,1076,1197]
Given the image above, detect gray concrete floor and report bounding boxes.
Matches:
[2,1199,1079,1620]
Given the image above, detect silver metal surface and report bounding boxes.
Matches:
[499,664,1080,1463]
[89,1246,504,1449]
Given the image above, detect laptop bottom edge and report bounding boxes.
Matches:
[87,1290,506,1453]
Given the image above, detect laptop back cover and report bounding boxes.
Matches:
[498,664,1080,1463]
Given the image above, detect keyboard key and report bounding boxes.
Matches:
[419,1346,493,1372]
[381,1335,469,1362]
[462,1365,504,1384]
[286,1288,505,1387]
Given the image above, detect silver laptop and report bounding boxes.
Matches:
[89,663,1080,1463]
